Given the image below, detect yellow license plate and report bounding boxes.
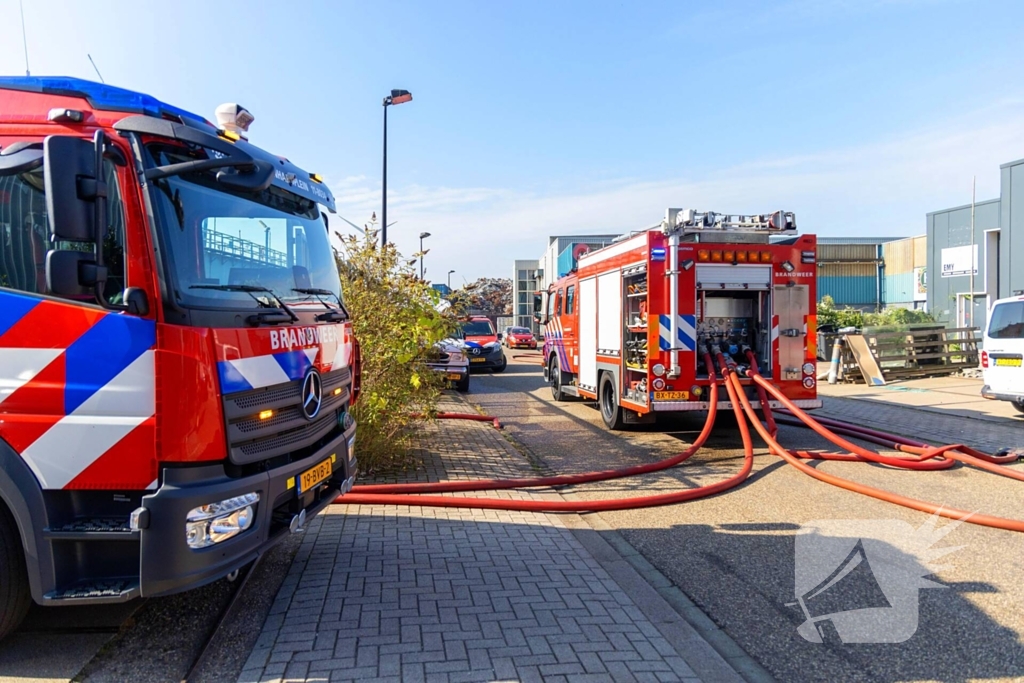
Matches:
[470,357,487,363]
[994,357,1022,367]
[298,457,333,493]
[447,373,462,380]
[654,391,690,400]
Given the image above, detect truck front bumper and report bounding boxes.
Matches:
[137,419,356,597]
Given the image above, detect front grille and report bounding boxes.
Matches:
[223,367,351,466]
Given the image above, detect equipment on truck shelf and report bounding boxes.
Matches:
[535,208,820,428]
[0,76,360,639]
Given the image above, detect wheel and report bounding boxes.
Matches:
[455,373,470,392]
[492,355,507,373]
[0,507,30,641]
[1013,399,1024,415]
[550,356,567,402]
[599,373,624,430]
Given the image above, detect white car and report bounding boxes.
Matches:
[981,294,1024,414]
[426,338,470,392]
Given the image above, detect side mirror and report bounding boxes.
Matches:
[215,160,275,192]
[125,288,149,316]
[44,135,100,242]
[534,291,549,326]
[46,250,101,299]
[496,333,503,340]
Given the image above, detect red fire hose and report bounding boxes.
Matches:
[337,358,757,511]
[737,371,1024,532]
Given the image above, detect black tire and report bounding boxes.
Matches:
[492,355,507,373]
[550,356,567,402]
[1013,399,1024,415]
[455,373,470,393]
[599,373,624,430]
[0,507,30,641]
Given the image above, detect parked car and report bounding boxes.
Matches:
[503,326,537,349]
[461,316,507,372]
[981,294,1024,414]
[426,337,470,392]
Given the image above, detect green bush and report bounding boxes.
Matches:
[817,295,934,330]
[335,226,458,474]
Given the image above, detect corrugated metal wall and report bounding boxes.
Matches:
[816,242,882,309]
[881,235,926,306]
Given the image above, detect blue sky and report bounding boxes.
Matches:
[3,0,1023,283]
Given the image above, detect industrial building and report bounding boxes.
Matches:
[926,156,1024,330]
[511,259,540,333]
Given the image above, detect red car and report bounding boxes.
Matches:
[503,326,537,349]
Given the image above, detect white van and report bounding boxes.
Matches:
[981,295,1024,414]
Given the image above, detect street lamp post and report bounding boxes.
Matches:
[419,232,431,280]
[381,89,412,247]
[448,269,455,290]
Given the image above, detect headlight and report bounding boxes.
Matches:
[449,352,464,362]
[484,342,500,350]
[186,492,259,549]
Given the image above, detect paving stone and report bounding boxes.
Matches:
[239,396,735,683]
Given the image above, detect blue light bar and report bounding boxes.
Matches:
[0,76,206,123]
[651,247,667,262]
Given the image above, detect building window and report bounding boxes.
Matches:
[518,270,527,280]
[518,303,528,315]
[518,280,527,291]
[518,292,527,303]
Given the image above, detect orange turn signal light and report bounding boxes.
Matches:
[697,249,710,262]
[710,250,723,262]
[723,250,735,262]
[735,251,748,262]
[760,251,773,263]
[258,410,274,420]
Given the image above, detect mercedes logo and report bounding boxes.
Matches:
[471,347,481,356]
[301,369,323,420]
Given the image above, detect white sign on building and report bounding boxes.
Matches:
[939,245,977,278]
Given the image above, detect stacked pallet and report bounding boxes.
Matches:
[835,325,980,385]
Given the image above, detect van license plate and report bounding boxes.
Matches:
[447,373,462,380]
[299,457,333,493]
[654,391,690,400]
[470,357,487,363]
[994,357,1022,367]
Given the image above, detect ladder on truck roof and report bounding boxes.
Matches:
[662,208,796,244]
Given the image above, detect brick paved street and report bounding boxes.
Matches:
[238,399,744,683]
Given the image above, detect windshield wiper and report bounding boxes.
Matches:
[189,284,299,325]
[291,287,349,322]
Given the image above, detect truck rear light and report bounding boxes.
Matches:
[186,493,259,549]
[697,249,710,262]
[760,251,773,263]
[723,250,735,262]
[735,251,748,262]
[711,251,723,262]
[981,351,988,368]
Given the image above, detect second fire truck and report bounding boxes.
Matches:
[538,209,821,429]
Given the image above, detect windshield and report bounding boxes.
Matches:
[988,302,1024,340]
[510,327,531,334]
[462,320,495,336]
[146,143,341,311]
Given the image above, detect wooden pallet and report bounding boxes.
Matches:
[837,326,979,384]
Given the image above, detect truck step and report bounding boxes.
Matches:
[44,579,140,603]
[44,517,137,541]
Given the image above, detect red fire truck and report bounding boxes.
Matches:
[538,209,820,429]
[0,77,358,637]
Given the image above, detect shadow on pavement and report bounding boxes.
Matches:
[606,521,1023,683]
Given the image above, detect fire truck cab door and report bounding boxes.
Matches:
[774,285,808,381]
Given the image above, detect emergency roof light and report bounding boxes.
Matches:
[0,76,206,123]
[215,103,254,140]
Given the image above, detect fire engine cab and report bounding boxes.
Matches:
[538,208,820,429]
[0,77,358,637]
